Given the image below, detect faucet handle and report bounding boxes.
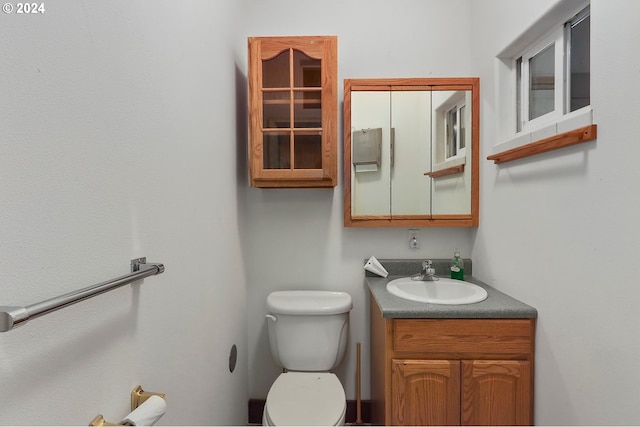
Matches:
[422,259,436,277]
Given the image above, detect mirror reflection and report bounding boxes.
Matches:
[344,78,479,227]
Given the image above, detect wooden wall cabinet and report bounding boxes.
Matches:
[370,295,535,426]
[248,36,338,188]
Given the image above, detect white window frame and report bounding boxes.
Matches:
[445,98,467,160]
[494,1,591,154]
[518,26,565,133]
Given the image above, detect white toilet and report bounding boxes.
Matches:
[263,290,353,426]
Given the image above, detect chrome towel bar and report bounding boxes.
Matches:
[0,257,164,333]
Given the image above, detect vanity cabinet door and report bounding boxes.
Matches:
[369,293,535,426]
[248,35,338,188]
[390,359,531,426]
[461,360,532,426]
[392,359,461,426]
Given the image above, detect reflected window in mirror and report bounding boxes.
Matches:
[438,94,468,161]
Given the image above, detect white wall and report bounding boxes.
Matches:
[470,0,640,424]
[243,0,475,401]
[0,1,248,425]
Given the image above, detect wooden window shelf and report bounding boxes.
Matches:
[487,124,597,164]
[424,164,465,178]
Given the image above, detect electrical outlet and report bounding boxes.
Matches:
[408,229,420,249]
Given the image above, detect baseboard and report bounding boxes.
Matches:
[248,398,371,425]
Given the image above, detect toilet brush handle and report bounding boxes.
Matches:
[356,342,362,424]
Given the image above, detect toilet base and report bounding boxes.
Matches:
[249,398,371,425]
[262,372,346,426]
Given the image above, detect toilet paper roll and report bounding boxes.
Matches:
[121,395,166,426]
[364,255,388,278]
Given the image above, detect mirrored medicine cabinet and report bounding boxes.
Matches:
[343,78,479,227]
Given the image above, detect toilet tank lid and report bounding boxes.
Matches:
[267,291,352,315]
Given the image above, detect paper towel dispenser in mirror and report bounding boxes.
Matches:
[353,128,382,172]
[343,77,479,227]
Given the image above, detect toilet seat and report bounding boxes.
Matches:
[263,372,346,426]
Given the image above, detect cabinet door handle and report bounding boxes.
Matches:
[390,127,395,170]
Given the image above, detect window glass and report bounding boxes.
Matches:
[459,105,466,150]
[516,57,522,131]
[444,100,466,160]
[569,12,590,111]
[447,108,458,158]
[528,43,555,120]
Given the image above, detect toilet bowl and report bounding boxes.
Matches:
[263,290,352,426]
[262,372,346,426]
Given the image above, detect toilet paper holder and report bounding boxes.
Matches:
[130,385,166,412]
[90,385,166,426]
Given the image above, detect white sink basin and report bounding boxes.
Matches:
[386,277,488,305]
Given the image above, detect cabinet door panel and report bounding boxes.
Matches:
[392,359,461,426]
[461,360,531,426]
[390,91,432,217]
[350,91,391,217]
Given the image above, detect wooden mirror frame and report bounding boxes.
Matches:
[343,78,479,227]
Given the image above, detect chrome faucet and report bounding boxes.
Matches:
[411,259,439,281]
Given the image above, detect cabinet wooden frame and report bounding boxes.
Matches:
[370,294,535,426]
[344,78,480,226]
[248,36,338,188]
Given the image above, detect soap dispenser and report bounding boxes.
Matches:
[450,249,465,280]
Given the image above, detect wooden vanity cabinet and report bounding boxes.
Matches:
[370,295,535,426]
[247,36,338,188]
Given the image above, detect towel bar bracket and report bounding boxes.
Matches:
[131,257,146,273]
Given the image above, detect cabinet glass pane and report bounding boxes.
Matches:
[263,133,290,169]
[293,50,321,88]
[294,91,322,128]
[293,133,322,169]
[263,91,290,128]
[262,50,290,88]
